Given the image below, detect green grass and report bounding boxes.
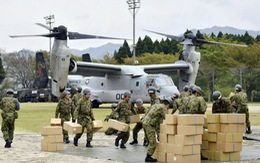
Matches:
[0,102,259,133]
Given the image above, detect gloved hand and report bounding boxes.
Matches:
[104,117,109,122]
[92,118,95,121]
[72,119,76,123]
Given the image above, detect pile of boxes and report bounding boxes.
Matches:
[153,114,204,163]
[41,118,63,152]
[202,114,245,161]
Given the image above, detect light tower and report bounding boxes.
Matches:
[44,15,55,53]
[126,0,140,64]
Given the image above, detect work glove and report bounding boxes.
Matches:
[72,119,76,123]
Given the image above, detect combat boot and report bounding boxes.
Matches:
[86,141,93,148]
[73,137,78,146]
[201,153,208,160]
[120,143,126,149]
[145,154,157,162]
[129,139,138,145]
[246,127,252,134]
[143,140,148,146]
[115,138,119,147]
[64,138,70,144]
[4,140,11,148]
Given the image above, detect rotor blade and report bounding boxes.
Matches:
[68,32,129,40]
[197,39,248,47]
[10,32,60,38]
[144,29,181,42]
[35,23,53,31]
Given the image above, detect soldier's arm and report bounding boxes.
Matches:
[55,101,61,118]
[226,99,235,113]
[199,98,207,114]
[212,103,216,114]
[74,99,81,120]
[171,101,177,114]
[90,102,95,120]
[15,99,20,111]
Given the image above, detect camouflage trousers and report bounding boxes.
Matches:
[237,104,251,128]
[143,123,156,156]
[61,118,70,139]
[116,127,130,144]
[1,116,15,141]
[75,117,93,141]
[105,127,117,135]
[132,122,147,141]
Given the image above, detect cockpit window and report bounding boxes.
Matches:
[154,76,173,86]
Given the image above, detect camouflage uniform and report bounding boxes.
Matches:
[74,98,95,142]
[55,98,73,140]
[104,110,118,135]
[180,91,189,98]
[178,95,191,114]
[150,95,160,106]
[142,104,167,156]
[71,92,82,121]
[114,100,132,145]
[132,106,147,140]
[212,97,234,113]
[230,91,251,128]
[171,98,182,114]
[0,94,20,144]
[186,95,207,114]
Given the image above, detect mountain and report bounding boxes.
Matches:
[70,43,122,60]
[191,26,260,37]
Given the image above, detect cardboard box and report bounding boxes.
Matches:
[220,114,245,124]
[166,124,177,135]
[177,115,205,125]
[177,125,203,135]
[108,119,129,132]
[221,124,246,133]
[202,129,208,140]
[207,124,220,133]
[160,124,166,133]
[158,143,167,153]
[174,135,202,145]
[167,153,200,163]
[217,133,243,143]
[207,114,220,123]
[202,140,209,150]
[159,133,167,143]
[42,135,63,143]
[41,140,63,152]
[208,132,217,142]
[152,151,158,159]
[157,152,167,162]
[214,151,240,161]
[205,150,215,160]
[92,120,103,133]
[167,134,175,144]
[50,118,61,126]
[209,142,217,150]
[63,122,82,134]
[130,114,141,123]
[167,144,200,155]
[165,114,177,124]
[216,142,242,152]
[41,126,62,136]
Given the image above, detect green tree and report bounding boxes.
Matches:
[114,40,131,64]
[135,37,143,56]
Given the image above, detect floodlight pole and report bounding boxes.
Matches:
[127,0,140,64]
[44,15,55,53]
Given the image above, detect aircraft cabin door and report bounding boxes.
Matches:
[131,79,141,99]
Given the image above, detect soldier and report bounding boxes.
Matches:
[148,86,160,106]
[143,98,172,162]
[180,85,189,98]
[73,88,95,148]
[129,99,148,146]
[104,103,118,135]
[212,91,235,113]
[0,89,20,148]
[55,91,73,143]
[230,84,252,134]
[171,93,181,114]
[114,91,132,149]
[71,87,79,123]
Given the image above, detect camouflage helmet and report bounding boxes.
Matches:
[62,90,70,98]
[193,86,203,95]
[235,84,242,92]
[77,86,82,93]
[124,91,131,98]
[188,84,195,93]
[135,98,143,106]
[172,93,179,99]
[163,97,173,107]
[71,87,78,93]
[183,85,189,92]
[148,86,156,94]
[83,88,91,95]
[6,89,14,94]
[111,103,117,108]
[212,91,222,101]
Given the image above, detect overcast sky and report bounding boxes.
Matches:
[0,0,259,53]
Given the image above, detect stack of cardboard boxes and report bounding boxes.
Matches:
[153,114,204,163]
[41,118,63,152]
[202,114,245,161]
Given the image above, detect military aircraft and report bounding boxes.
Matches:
[10,24,247,107]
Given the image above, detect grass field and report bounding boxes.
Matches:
[0,102,259,133]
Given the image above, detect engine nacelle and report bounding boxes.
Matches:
[69,58,77,73]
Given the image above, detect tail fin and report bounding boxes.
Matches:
[34,52,48,89]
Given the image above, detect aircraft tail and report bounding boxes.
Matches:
[34,52,49,89]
